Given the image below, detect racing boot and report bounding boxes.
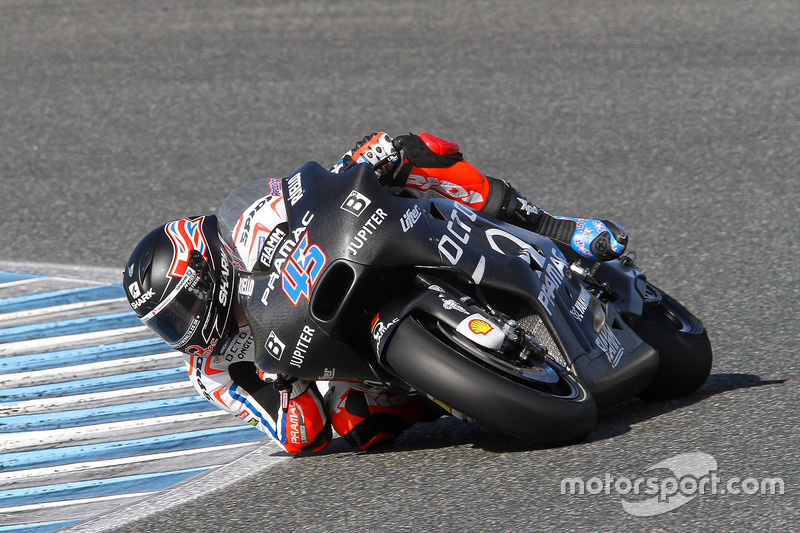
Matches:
[326,383,430,451]
[487,180,628,261]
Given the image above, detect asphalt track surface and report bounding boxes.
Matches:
[3,0,799,531]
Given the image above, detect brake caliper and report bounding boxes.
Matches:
[501,319,547,363]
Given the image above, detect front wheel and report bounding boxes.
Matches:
[630,285,713,401]
[383,316,597,445]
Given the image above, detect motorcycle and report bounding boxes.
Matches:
[217,162,712,445]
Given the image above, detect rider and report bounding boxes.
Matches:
[123,131,628,454]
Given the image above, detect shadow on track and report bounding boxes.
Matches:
[584,372,786,443]
[283,372,786,458]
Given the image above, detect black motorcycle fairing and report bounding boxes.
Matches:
[367,274,507,361]
[413,202,659,404]
[226,161,658,404]
[233,163,450,381]
[585,258,649,320]
[204,154,714,445]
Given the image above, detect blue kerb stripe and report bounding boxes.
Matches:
[0,272,45,284]
[0,466,211,506]
[0,520,80,533]
[0,367,187,401]
[0,395,216,433]
[0,425,263,471]
[0,284,125,313]
[0,311,142,343]
[0,337,169,373]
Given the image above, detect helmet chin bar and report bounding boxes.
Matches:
[198,249,237,354]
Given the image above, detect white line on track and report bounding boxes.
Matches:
[0,381,197,415]
[0,297,128,321]
[0,351,182,387]
[0,325,152,357]
[0,442,256,483]
[0,491,159,514]
[0,410,231,453]
[0,277,49,289]
[62,441,289,533]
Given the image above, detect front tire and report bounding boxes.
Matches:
[383,316,597,445]
[631,286,713,401]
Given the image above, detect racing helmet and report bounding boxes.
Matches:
[123,215,238,355]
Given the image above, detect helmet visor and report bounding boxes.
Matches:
[141,266,213,348]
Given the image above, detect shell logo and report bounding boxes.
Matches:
[468,319,493,335]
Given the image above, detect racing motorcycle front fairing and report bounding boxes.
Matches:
[230,162,461,382]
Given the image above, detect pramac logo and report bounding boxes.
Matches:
[165,217,208,279]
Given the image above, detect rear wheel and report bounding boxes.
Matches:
[631,285,713,401]
[383,316,597,445]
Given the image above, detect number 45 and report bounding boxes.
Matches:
[282,232,327,306]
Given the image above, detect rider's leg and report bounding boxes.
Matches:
[334,132,628,261]
[326,383,431,451]
[482,178,628,261]
[392,133,628,261]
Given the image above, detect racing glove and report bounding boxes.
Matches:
[332,132,402,178]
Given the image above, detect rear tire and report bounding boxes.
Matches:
[631,286,713,401]
[383,316,597,445]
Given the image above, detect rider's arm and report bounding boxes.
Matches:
[331,131,506,211]
[183,335,331,453]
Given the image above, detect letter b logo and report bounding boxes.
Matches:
[341,190,371,217]
[265,331,286,360]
